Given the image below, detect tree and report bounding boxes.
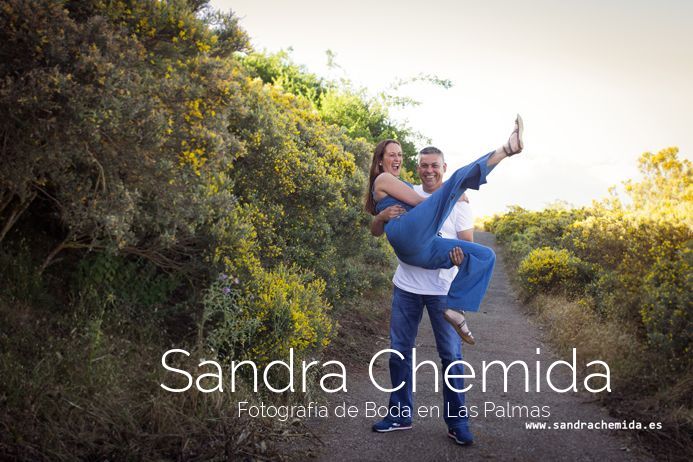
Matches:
[623,147,692,225]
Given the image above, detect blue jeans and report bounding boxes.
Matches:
[385,152,496,312]
[387,286,468,430]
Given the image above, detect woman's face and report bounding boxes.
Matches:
[381,143,403,177]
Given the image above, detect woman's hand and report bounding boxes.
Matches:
[378,205,406,223]
[370,205,405,237]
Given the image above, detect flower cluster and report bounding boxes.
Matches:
[217,273,240,295]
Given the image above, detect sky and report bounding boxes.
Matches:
[210,0,692,215]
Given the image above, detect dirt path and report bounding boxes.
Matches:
[306,232,652,461]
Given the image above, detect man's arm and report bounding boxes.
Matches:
[457,228,474,242]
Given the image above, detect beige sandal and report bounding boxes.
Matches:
[502,114,524,156]
[443,309,476,345]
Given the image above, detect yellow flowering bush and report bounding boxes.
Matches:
[487,148,691,374]
[0,1,423,458]
[640,244,692,372]
[236,265,334,364]
[517,247,585,297]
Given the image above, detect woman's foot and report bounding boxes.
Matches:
[487,114,524,167]
[443,309,476,345]
[502,114,524,156]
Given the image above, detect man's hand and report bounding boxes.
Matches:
[449,246,464,265]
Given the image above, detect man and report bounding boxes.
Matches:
[369,146,475,445]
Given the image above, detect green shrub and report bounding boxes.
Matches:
[640,245,693,372]
[72,253,178,316]
[202,275,260,360]
[583,269,625,320]
[206,265,334,365]
[0,243,49,306]
[486,206,587,262]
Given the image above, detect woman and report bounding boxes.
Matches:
[365,115,524,344]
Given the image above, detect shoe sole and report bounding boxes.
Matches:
[447,431,474,445]
[373,425,412,433]
[443,311,476,345]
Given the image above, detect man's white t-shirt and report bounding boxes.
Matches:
[392,185,474,295]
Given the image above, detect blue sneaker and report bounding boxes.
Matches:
[448,426,474,445]
[372,419,412,433]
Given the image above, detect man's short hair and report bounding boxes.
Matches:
[418,146,445,163]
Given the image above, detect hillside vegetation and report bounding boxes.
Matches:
[484,147,692,457]
[0,1,428,459]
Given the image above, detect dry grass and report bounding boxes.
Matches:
[324,287,392,372]
[0,299,318,461]
[525,294,693,462]
[529,294,648,385]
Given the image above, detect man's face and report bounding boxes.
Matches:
[417,153,446,192]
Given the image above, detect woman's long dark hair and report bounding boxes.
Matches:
[364,139,401,216]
